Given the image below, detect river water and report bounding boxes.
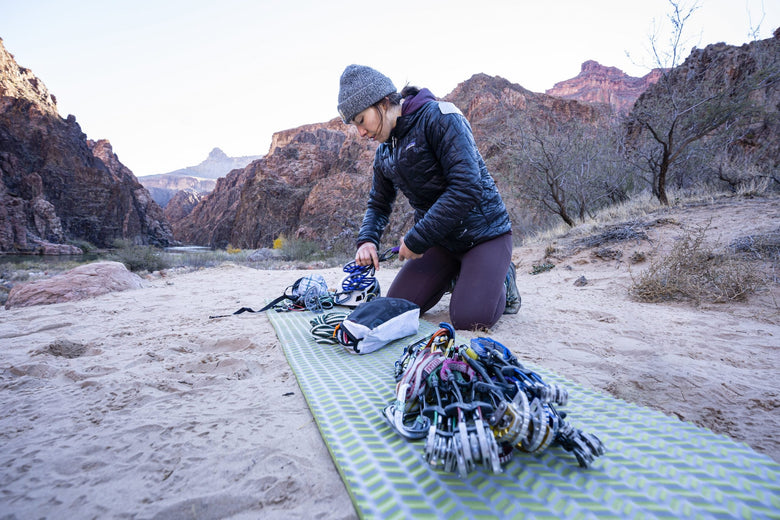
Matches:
[0,246,212,268]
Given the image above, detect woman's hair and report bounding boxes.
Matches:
[368,84,421,137]
[400,85,421,99]
[371,85,420,110]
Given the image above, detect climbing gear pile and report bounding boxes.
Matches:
[259,274,335,313]
[383,324,605,477]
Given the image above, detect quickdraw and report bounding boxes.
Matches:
[272,287,337,313]
[333,247,398,307]
[383,324,605,477]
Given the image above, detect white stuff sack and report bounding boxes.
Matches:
[337,297,420,354]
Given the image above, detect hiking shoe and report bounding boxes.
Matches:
[504,262,521,314]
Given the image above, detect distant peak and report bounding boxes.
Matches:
[207,147,228,160]
[579,60,627,77]
[581,60,602,70]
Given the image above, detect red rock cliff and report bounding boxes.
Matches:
[546,60,664,114]
[0,38,173,252]
[172,118,415,251]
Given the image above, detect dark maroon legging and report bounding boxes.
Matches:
[386,232,512,330]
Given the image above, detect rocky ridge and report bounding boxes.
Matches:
[140,176,216,209]
[546,60,664,114]
[153,147,263,180]
[138,147,259,208]
[0,38,172,253]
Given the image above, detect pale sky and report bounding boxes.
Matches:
[1,0,777,177]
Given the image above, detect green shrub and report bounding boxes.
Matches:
[162,248,252,269]
[531,263,555,275]
[67,239,98,253]
[280,237,323,261]
[109,240,170,273]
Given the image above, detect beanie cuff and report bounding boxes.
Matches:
[337,65,396,124]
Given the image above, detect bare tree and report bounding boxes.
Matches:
[512,116,632,227]
[625,0,777,204]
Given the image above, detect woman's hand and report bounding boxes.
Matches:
[355,242,379,269]
[398,238,423,261]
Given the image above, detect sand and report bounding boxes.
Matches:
[1,196,778,518]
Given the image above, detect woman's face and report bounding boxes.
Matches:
[352,104,392,143]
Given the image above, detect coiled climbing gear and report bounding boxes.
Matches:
[309,311,351,345]
[333,247,397,307]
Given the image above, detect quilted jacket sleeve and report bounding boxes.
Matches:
[356,151,397,248]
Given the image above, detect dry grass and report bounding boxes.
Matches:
[729,228,780,284]
[523,187,721,247]
[629,224,767,305]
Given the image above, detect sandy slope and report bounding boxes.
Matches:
[0,196,777,518]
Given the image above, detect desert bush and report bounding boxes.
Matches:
[508,115,635,227]
[714,156,775,196]
[109,240,170,273]
[630,225,764,304]
[67,239,98,253]
[735,176,772,197]
[593,248,623,261]
[280,237,323,261]
[730,229,780,284]
[531,263,555,275]
[7,270,30,282]
[162,249,252,269]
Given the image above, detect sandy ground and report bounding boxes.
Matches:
[0,196,778,519]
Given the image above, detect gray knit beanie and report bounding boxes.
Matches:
[337,65,397,124]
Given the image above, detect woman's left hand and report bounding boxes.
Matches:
[398,238,423,261]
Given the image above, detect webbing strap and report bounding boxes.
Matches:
[208,294,289,319]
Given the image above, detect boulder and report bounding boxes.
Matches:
[4,261,144,309]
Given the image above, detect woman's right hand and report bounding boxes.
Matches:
[398,237,422,262]
[355,242,379,269]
